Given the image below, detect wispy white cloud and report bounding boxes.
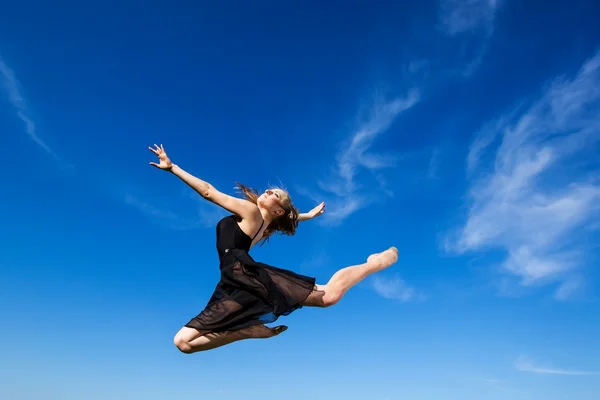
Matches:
[427,147,441,179]
[124,194,197,230]
[320,90,420,197]
[438,0,502,76]
[305,89,420,225]
[445,50,600,299]
[0,55,221,230]
[515,355,600,376]
[369,275,420,302]
[466,111,513,174]
[182,187,229,227]
[0,56,61,161]
[299,252,330,272]
[407,59,430,77]
[438,0,500,36]
[125,189,227,231]
[554,278,583,301]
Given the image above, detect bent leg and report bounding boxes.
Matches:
[302,247,398,308]
[173,327,238,354]
[173,325,287,354]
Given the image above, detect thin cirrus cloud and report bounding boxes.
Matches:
[437,0,502,76]
[369,274,419,303]
[123,194,199,231]
[0,55,221,229]
[0,56,62,162]
[438,0,501,36]
[445,49,600,300]
[306,88,420,225]
[515,355,600,376]
[123,187,228,231]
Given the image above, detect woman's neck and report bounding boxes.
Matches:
[259,207,274,225]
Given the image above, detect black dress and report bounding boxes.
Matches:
[185,214,317,333]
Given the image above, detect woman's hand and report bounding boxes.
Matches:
[307,201,326,219]
[148,144,173,171]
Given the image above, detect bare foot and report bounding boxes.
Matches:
[366,247,398,272]
[240,324,288,339]
[367,252,380,264]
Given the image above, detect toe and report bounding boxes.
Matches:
[272,325,288,335]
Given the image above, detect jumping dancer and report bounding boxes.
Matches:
[149,144,398,353]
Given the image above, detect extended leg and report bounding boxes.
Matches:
[302,246,398,307]
[173,324,287,354]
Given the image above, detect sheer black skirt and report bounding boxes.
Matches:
[185,249,316,333]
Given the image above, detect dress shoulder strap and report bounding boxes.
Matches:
[250,218,265,241]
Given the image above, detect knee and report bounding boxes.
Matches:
[322,291,342,307]
[173,334,193,354]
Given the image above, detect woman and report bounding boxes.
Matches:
[149,144,398,353]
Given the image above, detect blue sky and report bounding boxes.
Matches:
[1,0,600,399]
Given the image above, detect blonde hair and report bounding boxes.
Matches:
[234,182,299,244]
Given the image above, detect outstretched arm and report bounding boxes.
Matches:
[149,144,258,220]
[298,202,326,222]
[298,213,313,222]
